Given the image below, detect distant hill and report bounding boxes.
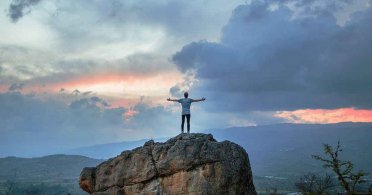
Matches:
[202,122,372,176]
[65,137,168,159]
[0,154,103,182]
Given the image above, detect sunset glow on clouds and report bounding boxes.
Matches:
[275,108,372,124]
[51,72,183,101]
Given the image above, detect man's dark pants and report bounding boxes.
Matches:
[181,114,191,133]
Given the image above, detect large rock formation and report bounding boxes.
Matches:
[79,133,256,195]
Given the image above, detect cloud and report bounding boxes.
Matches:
[1,0,249,103]
[126,102,177,131]
[169,70,197,97]
[0,45,173,87]
[1,0,247,87]
[69,96,110,109]
[172,0,372,112]
[0,45,60,82]
[82,91,93,96]
[25,0,245,61]
[8,83,25,91]
[275,108,372,124]
[8,0,42,22]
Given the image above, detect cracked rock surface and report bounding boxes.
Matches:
[79,133,256,195]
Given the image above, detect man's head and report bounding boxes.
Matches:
[184,92,188,98]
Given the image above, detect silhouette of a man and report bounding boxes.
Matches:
[167,92,206,133]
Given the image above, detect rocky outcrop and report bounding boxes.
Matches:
[79,133,256,195]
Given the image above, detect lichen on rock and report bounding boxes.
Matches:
[79,133,256,195]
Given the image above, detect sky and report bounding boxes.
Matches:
[1,0,372,157]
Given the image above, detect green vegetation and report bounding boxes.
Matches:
[0,154,102,182]
[0,154,102,195]
[0,181,84,195]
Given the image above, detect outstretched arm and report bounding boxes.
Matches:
[167,98,178,102]
[192,97,206,102]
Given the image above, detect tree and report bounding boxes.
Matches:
[295,173,334,194]
[312,141,369,195]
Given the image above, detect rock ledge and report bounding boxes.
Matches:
[79,133,256,195]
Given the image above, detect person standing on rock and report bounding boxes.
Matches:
[167,92,206,133]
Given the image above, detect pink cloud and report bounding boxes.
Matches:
[275,108,372,123]
[50,72,182,94]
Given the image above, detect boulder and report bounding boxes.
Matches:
[79,133,256,195]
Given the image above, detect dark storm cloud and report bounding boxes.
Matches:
[8,0,42,22]
[172,1,372,112]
